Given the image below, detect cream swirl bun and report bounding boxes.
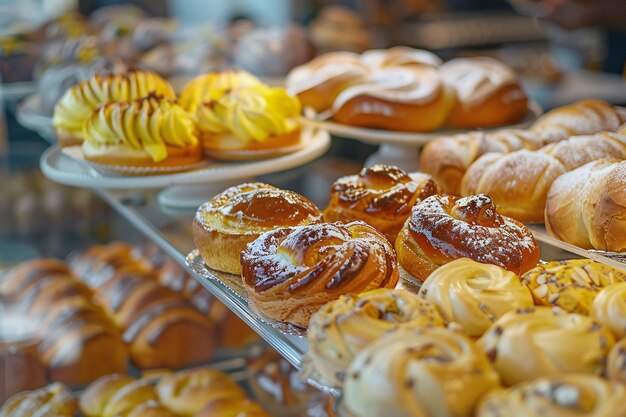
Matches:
[342,326,500,417]
[419,258,534,337]
[178,70,261,113]
[590,282,626,339]
[82,94,201,168]
[307,288,444,387]
[360,47,442,69]
[477,374,626,417]
[478,307,614,386]
[53,70,175,147]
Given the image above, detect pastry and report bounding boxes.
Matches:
[53,70,175,147]
[17,274,92,314]
[0,338,47,404]
[156,368,246,416]
[309,6,374,54]
[195,84,303,159]
[241,221,399,328]
[178,70,261,113]
[360,47,442,69]
[342,326,500,417]
[197,398,273,417]
[323,164,440,242]
[127,401,177,417]
[477,374,626,417]
[307,288,444,387]
[591,282,626,339]
[523,259,626,315]
[419,258,534,337]
[330,65,455,132]
[0,383,77,417]
[0,258,73,300]
[607,338,626,383]
[478,307,614,386]
[440,57,528,128]
[82,95,202,169]
[545,159,626,251]
[96,379,158,417]
[396,194,540,283]
[193,182,322,275]
[80,374,136,417]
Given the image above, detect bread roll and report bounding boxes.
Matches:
[100,379,158,417]
[0,382,76,417]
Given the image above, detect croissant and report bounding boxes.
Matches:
[545,159,626,251]
[241,221,399,328]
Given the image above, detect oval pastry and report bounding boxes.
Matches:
[396,194,540,283]
[324,165,440,242]
[307,288,444,387]
[420,258,534,337]
[241,221,399,328]
[591,282,626,339]
[193,183,322,275]
[478,307,614,386]
[342,326,500,417]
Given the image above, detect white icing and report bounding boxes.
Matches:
[360,47,442,69]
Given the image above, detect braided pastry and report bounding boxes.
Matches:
[241,221,399,328]
[396,194,540,283]
[307,288,444,387]
[178,70,261,112]
[591,282,626,339]
[477,374,626,417]
[0,383,76,417]
[342,327,500,417]
[478,307,614,386]
[419,258,534,337]
[324,165,440,242]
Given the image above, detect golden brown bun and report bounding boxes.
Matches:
[546,159,626,251]
[396,194,540,283]
[0,258,72,299]
[18,274,92,315]
[99,379,158,417]
[69,242,144,280]
[80,374,136,417]
[0,340,47,404]
[0,382,77,417]
[323,165,440,242]
[197,398,273,417]
[83,142,203,169]
[193,182,322,275]
[448,84,528,128]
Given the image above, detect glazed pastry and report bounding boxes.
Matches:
[0,258,73,300]
[478,307,614,386]
[440,57,528,128]
[156,368,246,416]
[82,95,202,169]
[419,258,534,337]
[331,65,455,132]
[286,52,370,112]
[196,84,303,159]
[241,221,399,328]
[477,374,626,417]
[178,70,261,113]
[396,194,540,283]
[193,182,322,275]
[342,326,500,417]
[197,398,273,417]
[0,383,77,417]
[309,6,374,54]
[323,165,440,242]
[52,70,175,147]
[546,159,626,252]
[522,259,626,315]
[360,47,442,69]
[307,288,444,387]
[607,338,626,383]
[591,282,626,339]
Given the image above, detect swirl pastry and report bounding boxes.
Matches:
[82,95,202,168]
[440,57,528,128]
[342,327,500,417]
[286,52,369,112]
[178,70,261,112]
[360,47,442,69]
[193,183,322,275]
[307,288,444,387]
[331,66,455,132]
[0,383,77,417]
[196,84,303,159]
[396,194,540,283]
[323,165,440,242]
[478,307,614,386]
[52,70,175,147]
[591,282,626,339]
[607,338,626,383]
[477,374,626,417]
[522,259,626,315]
[420,258,534,337]
[241,221,399,328]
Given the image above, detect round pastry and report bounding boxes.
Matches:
[82,95,202,169]
[395,194,540,283]
[419,258,534,337]
[309,6,374,54]
[285,52,369,113]
[0,258,72,299]
[197,398,273,417]
[591,282,626,339]
[52,70,175,147]
[0,383,76,417]
[342,326,500,417]
[477,374,626,417]
[439,57,528,128]
[607,338,626,383]
[307,288,444,387]
[523,259,626,315]
[331,65,455,132]
[156,368,246,416]
[193,182,322,275]
[241,221,400,328]
[360,47,442,69]
[80,374,136,417]
[478,307,614,386]
[195,84,303,159]
[323,164,440,243]
[178,70,261,113]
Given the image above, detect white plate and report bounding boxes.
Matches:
[300,101,543,146]
[15,94,56,142]
[40,127,330,189]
